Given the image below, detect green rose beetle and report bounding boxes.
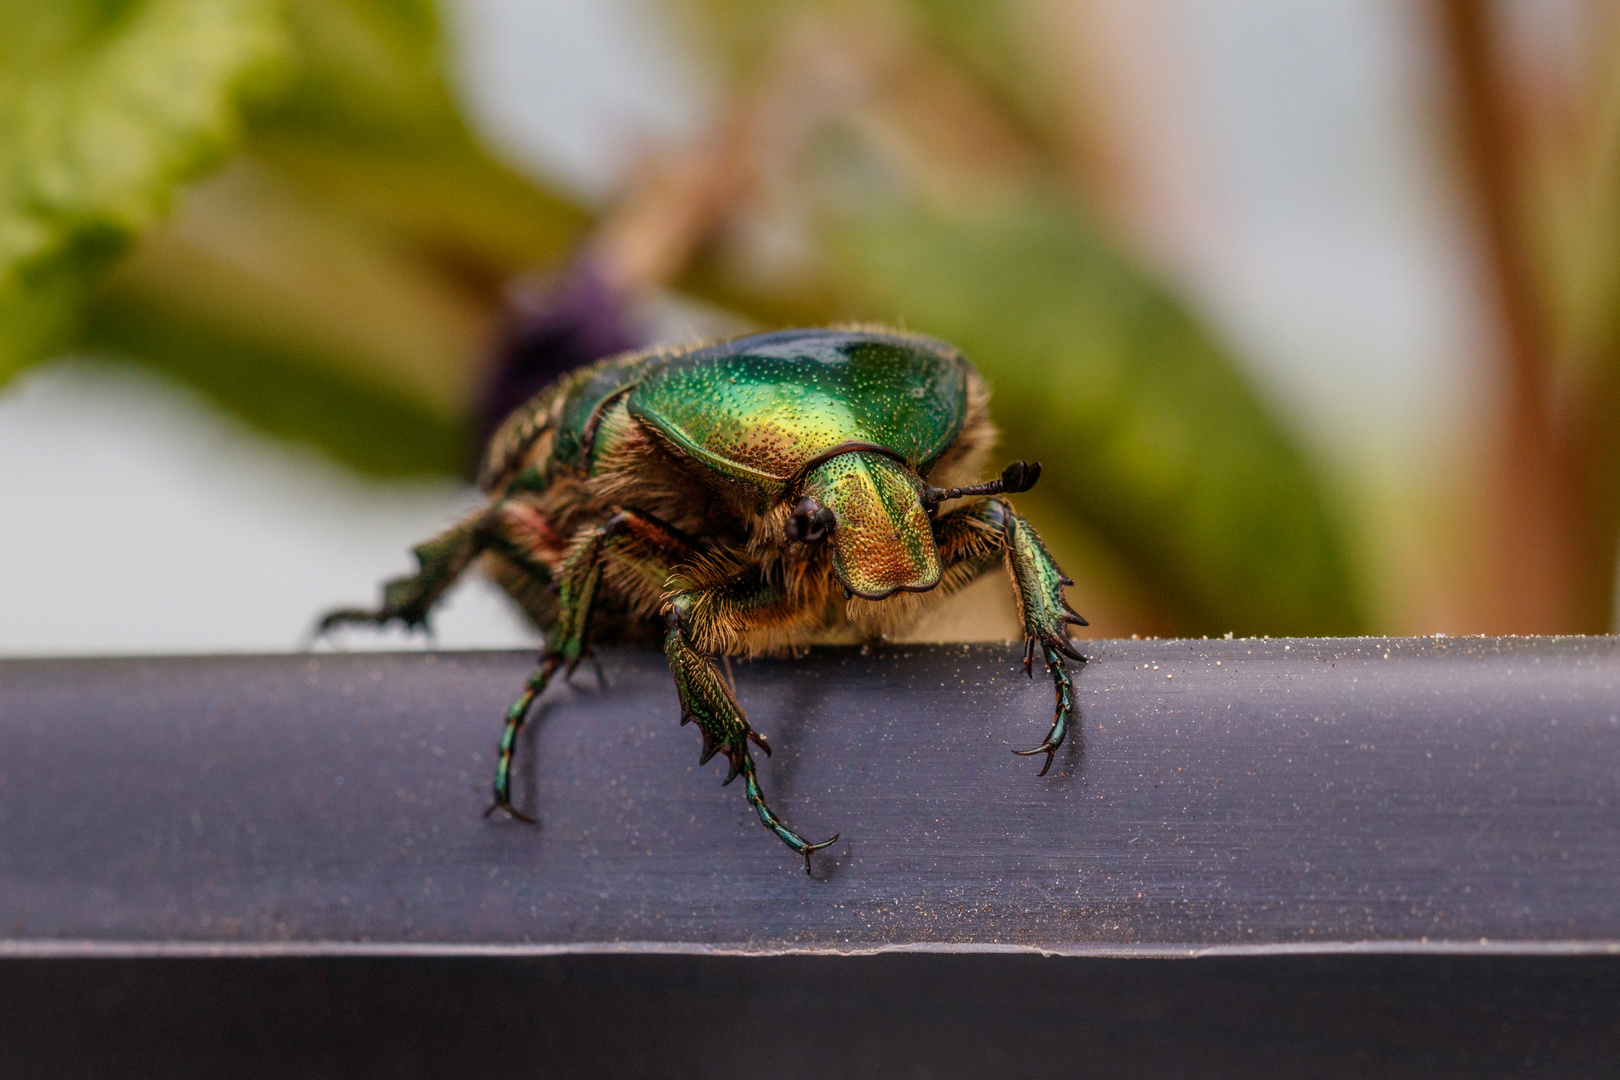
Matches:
[321,327,1086,873]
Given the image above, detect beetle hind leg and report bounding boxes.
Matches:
[314,510,494,639]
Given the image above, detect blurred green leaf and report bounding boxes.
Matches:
[0,0,288,382]
[3,0,586,475]
[89,282,467,477]
[252,0,461,149]
[832,199,1365,635]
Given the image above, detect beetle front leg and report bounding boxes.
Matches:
[664,590,838,874]
[935,498,1087,776]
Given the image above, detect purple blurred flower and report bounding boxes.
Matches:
[475,257,644,459]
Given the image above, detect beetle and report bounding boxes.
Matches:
[320,327,1086,873]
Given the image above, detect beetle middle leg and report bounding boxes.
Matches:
[933,497,1088,776]
[486,507,694,821]
[663,581,839,875]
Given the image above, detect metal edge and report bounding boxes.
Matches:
[5,939,1619,960]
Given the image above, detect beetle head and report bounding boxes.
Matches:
[792,450,941,600]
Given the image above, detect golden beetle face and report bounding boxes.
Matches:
[796,450,941,600]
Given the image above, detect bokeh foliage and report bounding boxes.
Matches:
[0,0,286,379]
[2,0,583,476]
[669,0,1363,633]
[1,0,1366,635]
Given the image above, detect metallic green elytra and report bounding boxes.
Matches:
[320,327,1087,875]
[628,332,971,486]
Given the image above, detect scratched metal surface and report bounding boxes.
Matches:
[1,637,1617,951]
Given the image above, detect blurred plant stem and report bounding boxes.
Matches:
[1433,0,1620,632]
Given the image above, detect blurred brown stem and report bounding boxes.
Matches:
[586,114,755,298]
[1432,0,1612,631]
[583,10,901,301]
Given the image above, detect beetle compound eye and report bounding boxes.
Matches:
[787,497,835,544]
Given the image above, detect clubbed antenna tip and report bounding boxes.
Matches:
[923,460,1043,506]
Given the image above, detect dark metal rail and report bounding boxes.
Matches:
[6,637,1620,1078]
[2,636,1616,954]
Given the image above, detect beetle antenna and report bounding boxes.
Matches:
[923,460,1042,506]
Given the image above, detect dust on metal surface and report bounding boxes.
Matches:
[1,637,1616,951]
